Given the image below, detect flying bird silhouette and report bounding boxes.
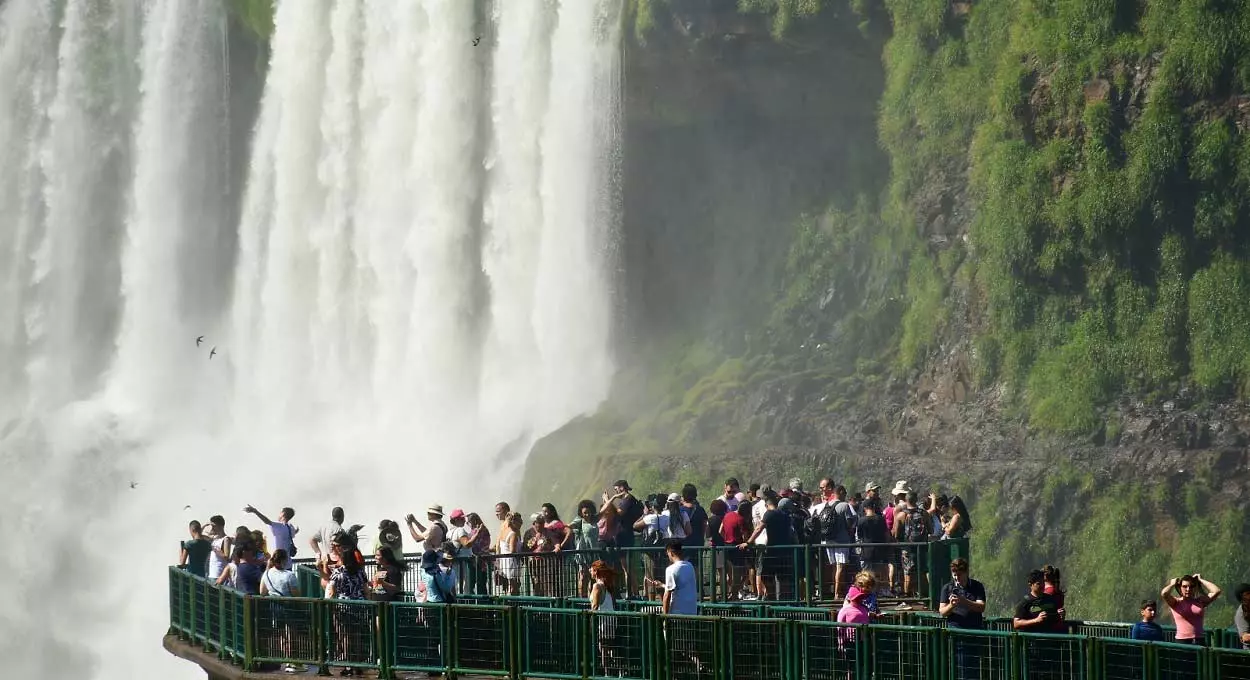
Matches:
[183,504,192,510]
[129,481,138,489]
[196,335,204,346]
[473,36,480,46]
[209,346,217,359]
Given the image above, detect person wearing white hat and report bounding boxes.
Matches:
[405,505,448,553]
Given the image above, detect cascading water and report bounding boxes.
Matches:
[0,0,623,676]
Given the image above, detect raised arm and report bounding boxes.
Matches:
[244,504,273,526]
[1197,574,1222,604]
[1161,578,1179,606]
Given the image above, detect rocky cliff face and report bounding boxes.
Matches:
[525,0,1250,623]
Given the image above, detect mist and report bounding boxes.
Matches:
[0,0,623,676]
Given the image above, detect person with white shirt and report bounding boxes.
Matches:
[244,504,299,569]
[309,507,345,561]
[663,542,698,615]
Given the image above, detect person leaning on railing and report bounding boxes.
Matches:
[941,558,986,680]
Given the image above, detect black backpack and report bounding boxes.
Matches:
[814,503,846,543]
[903,507,930,542]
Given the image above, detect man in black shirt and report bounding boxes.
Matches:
[940,558,987,680]
[1013,569,1062,631]
[1014,569,1066,680]
[738,493,792,600]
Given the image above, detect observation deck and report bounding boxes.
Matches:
[165,539,1250,679]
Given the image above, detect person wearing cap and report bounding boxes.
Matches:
[788,478,804,494]
[1233,583,1250,649]
[446,509,472,590]
[405,505,448,554]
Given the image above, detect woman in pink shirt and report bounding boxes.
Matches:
[1162,574,1222,644]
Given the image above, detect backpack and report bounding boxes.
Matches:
[642,514,666,547]
[814,503,846,543]
[903,507,930,542]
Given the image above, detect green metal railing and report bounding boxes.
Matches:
[289,538,969,610]
[168,566,1250,679]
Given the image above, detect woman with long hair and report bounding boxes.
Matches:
[943,496,972,539]
[571,499,601,597]
[324,547,369,676]
[259,549,300,673]
[589,560,620,673]
[372,546,407,602]
[496,513,522,596]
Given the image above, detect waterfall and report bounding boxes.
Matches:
[0,0,623,677]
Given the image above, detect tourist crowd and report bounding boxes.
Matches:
[176,475,1250,675]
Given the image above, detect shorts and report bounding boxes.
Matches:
[825,548,850,565]
[901,550,917,575]
[759,550,791,579]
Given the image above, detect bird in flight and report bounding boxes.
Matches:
[196,335,204,346]
[183,504,192,510]
[209,346,217,359]
[129,481,138,489]
[473,36,481,46]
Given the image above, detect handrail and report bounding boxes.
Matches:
[168,565,1250,679]
[289,538,969,610]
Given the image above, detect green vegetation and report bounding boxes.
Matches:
[865,0,1250,431]
[970,473,1250,627]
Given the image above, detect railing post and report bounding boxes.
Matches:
[215,584,226,659]
[241,595,253,671]
[377,601,392,680]
[317,599,329,677]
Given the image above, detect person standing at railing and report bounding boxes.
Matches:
[310,507,345,561]
[706,499,728,599]
[738,492,792,601]
[662,542,698,615]
[680,484,707,549]
[374,519,403,558]
[718,478,741,513]
[323,546,369,676]
[217,547,263,594]
[1042,565,1066,629]
[496,512,522,595]
[1162,574,1222,645]
[258,549,301,674]
[940,558,986,680]
[721,500,751,599]
[405,505,448,554]
[1013,569,1061,631]
[893,491,931,599]
[179,520,212,578]
[570,500,601,597]
[492,502,511,553]
[419,549,457,604]
[589,560,620,673]
[855,499,890,597]
[811,479,857,599]
[370,546,405,603]
[1130,600,1164,641]
[446,509,472,591]
[1234,583,1250,649]
[464,512,491,595]
[207,515,230,581]
[244,504,298,569]
[943,496,972,540]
